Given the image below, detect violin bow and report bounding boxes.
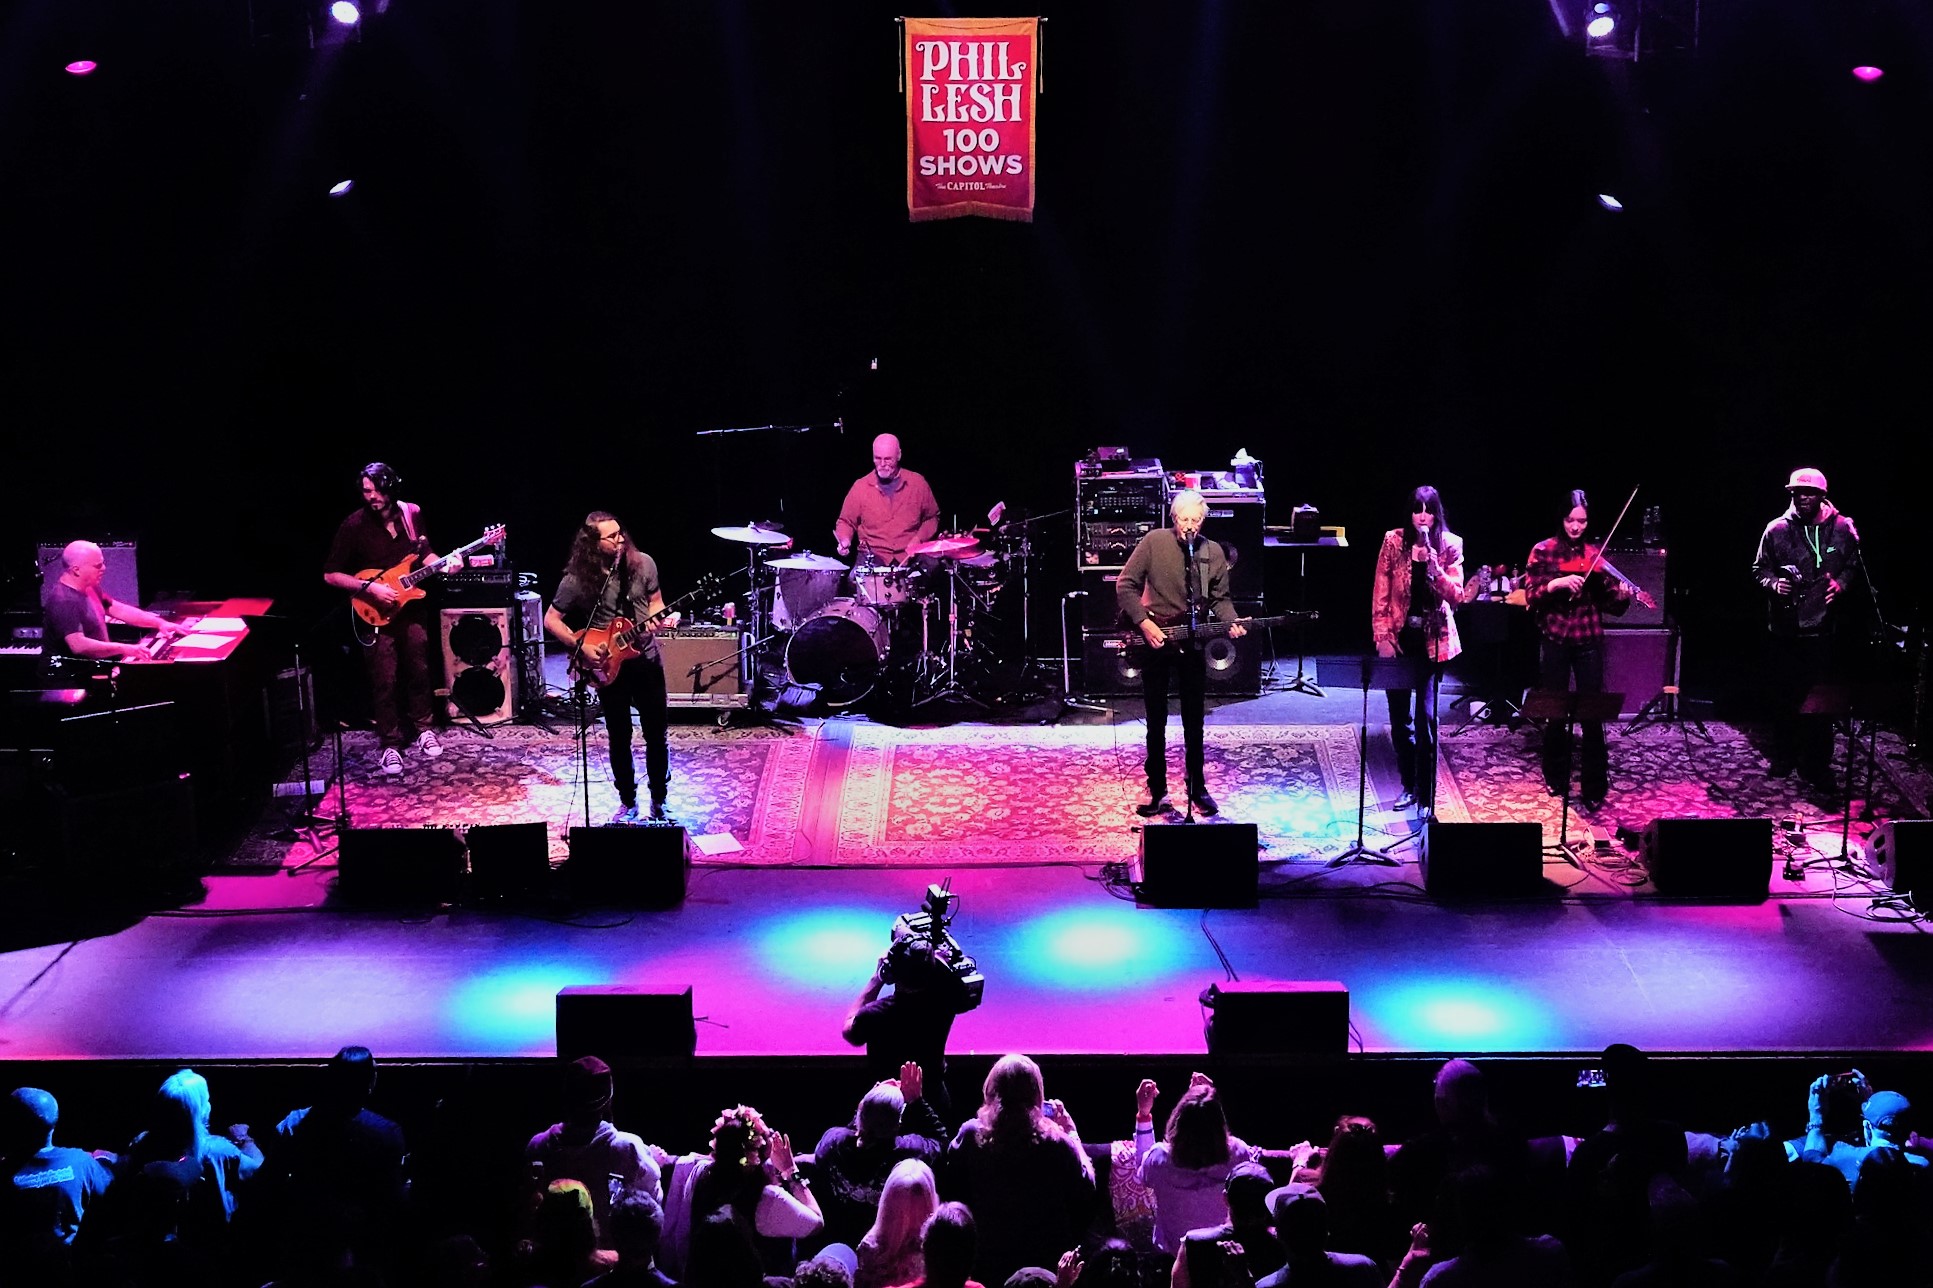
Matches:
[1583,484,1641,579]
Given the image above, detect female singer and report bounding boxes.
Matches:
[1370,486,1464,812]
[1524,490,1632,807]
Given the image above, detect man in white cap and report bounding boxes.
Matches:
[1751,467,1863,785]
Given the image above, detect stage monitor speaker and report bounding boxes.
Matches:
[1083,625,1263,699]
[556,984,696,1061]
[1603,629,1671,717]
[1869,820,1932,909]
[467,821,550,904]
[1421,821,1544,898]
[1643,817,1773,901]
[566,825,688,907]
[658,628,749,710]
[41,540,139,608]
[1603,547,1667,630]
[338,826,464,905]
[1199,497,1266,603]
[1140,821,1260,908]
[440,605,521,725]
[1203,980,1348,1055]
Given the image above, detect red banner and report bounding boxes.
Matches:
[904,16,1038,223]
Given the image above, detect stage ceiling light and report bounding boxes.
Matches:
[1597,193,1625,211]
[1852,65,1884,82]
[330,1,361,25]
[1586,4,1617,39]
[328,179,355,196]
[65,60,98,76]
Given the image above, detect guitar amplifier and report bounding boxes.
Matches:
[658,628,750,710]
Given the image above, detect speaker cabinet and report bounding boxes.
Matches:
[49,774,197,888]
[1602,547,1667,630]
[440,600,535,725]
[1422,821,1544,899]
[1643,817,1773,901]
[566,825,688,907]
[1140,821,1260,908]
[1080,569,1128,632]
[1083,623,1263,698]
[338,826,464,905]
[41,540,139,608]
[1199,497,1266,603]
[1203,980,1348,1055]
[658,628,750,710]
[556,985,696,1061]
[1870,820,1932,909]
[467,821,551,904]
[1603,629,1671,717]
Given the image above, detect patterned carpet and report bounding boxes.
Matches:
[835,723,1384,866]
[226,723,811,871]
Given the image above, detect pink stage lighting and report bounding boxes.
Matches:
[330,1,361,25]
[1852,66,1884,83]
[65,60,98,76]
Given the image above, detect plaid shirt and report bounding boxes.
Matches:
[1525,536,1632,643]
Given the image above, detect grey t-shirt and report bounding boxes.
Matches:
[42,581,113,659]
[553,554,663,660]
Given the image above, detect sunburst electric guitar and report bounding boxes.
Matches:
[352,524,507,627]
[569,572,725,688]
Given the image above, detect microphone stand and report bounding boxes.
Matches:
[286,603,355,875]
[1179,535,1201,825]
[1058,592,1108,718]
[566,555,622,829]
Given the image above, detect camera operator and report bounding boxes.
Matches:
[843,930,974,1120]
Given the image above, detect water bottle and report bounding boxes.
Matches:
[722,602,737,626]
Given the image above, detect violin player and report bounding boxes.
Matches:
[1525,489,1636,808]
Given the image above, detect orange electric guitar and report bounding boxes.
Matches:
[352,524,507,627]
[569,572,724,688]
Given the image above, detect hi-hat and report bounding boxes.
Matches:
[712,524,792,546]
[767,552,848,571]
[909,535,982,558]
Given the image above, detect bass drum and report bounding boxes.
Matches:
[785,598,889,708]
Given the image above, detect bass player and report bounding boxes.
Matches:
[1115,489,1246,817]
[322,461,450,777]
[543,511,676,822]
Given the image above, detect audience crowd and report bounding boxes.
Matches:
[5,1043,1931,1288]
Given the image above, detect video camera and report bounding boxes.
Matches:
[881,882,985,1011]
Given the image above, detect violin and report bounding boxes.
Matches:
[1554,541,1658,612]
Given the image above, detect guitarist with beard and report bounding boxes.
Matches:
[543,511,676,822]
[1117,489,1246,817]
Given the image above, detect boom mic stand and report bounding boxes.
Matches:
[1326,654,1408,867]
[1522,688,1623,868]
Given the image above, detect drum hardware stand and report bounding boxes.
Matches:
[913,559,987,710]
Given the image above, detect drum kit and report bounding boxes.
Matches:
[708,521,1025,710]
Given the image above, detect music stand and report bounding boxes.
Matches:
[1521,688,1624,867]
[1317,653,1431,867]
[1797,683,1903,869]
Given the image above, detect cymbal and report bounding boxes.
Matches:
[712,524,792,546]
[909,535,982,558]
[767,552,848,572]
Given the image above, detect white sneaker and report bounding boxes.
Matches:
[413,729,444,759]
[379,747,404,776]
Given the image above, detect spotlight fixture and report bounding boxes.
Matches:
[328,179,355,197]
[1596,193,1625,211]
[1851,65,1884,83]
[1585,3,1617,39]
[329,1,361,25]
[65,59,98,76]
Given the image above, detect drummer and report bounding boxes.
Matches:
[834,433,940,566]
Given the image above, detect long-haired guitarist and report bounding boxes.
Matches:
[322,462,446,776]
[1753,466,1863,788]
[1115,489,1246,818]
[542,511,673,822]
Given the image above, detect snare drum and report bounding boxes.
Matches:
[852,564,916,606]
[785,598,889,707]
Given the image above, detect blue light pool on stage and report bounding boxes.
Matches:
[1005,908,1189,990]
[757,908,897,985]
[1379,978,1552,1049]
[450,963,612,1051]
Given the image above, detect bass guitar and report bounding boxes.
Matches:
[1125,610,1317,651]
[353,524,507,627]
[570,572,725,689]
